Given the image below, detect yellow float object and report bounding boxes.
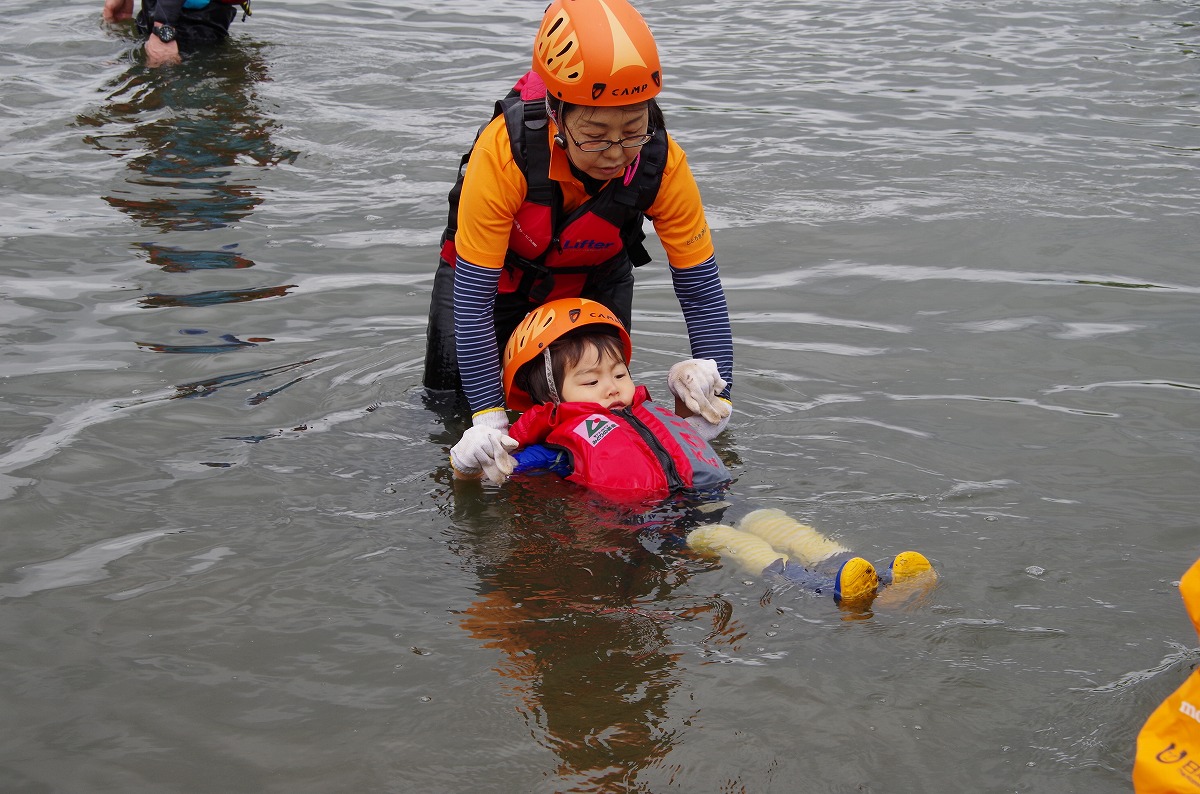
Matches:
[1133,556,1200,793]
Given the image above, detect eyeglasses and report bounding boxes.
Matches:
[565,128,655,153]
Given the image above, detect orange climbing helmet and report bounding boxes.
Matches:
[532,0,662,107]
[502,297,632,411]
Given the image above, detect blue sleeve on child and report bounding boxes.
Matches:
[512,444,572,478]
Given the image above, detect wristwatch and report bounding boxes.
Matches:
[151,23,177,43]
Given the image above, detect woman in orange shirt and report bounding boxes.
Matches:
[423,0,734,478]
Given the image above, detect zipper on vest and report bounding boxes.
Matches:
[615,408,685,492]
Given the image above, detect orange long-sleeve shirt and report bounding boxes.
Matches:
[453,113,715,270]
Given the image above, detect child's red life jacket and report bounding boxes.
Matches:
[509,385,730,502]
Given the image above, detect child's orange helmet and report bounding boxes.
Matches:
[532,0,662,107]
[503,298,632,411]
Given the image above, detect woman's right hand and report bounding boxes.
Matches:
[450,414,518,485]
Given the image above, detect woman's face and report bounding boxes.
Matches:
[559,104,651,182]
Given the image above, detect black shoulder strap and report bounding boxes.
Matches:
[442,89,552,246]
[501,96,555,208]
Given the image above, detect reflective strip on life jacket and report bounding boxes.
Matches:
[635,400,731,490]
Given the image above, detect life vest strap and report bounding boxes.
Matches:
[501,98,555,209]
[504,251,633,304]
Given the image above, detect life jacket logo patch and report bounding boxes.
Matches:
[574,414,618,447]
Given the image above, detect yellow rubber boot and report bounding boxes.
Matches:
[738,508,850,566]
[688,524,787,574]
[891,551,935,582]
[875,551,938,610]
[833,556,880,610]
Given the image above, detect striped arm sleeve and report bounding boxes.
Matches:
[670,255,733,398]
[452,258,506,414]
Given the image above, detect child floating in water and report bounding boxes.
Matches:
[448,298,937,609]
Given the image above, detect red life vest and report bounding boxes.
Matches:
[509,385,731,503]
[439,72,668,304]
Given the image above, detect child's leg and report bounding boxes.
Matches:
[737,509,887,608]
[687,525,787,573]
[690,510,937,610]
[737,508,851,567]
[689,523,880,609]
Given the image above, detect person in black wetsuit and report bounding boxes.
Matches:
[102,0,248,67]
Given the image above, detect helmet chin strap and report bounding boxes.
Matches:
[543,349,561,404]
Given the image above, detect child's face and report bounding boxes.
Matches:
[559,344,636,409]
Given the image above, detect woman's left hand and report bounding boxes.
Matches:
[668,359,730,424]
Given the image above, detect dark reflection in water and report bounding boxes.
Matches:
[138,283,293,308]
[135,241,254,273]
[452,477,740,791]
[135,328,269,354]
[167,356,316,400]
[79,44,297,232]
[77,43,299,334]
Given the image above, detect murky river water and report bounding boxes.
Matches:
[2,1,1197,791]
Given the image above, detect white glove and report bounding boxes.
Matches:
[450,409,518,485]
[668,359,731,424]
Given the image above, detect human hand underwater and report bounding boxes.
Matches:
[450,414,518,485]
[102,0,134,23]
[668,358,731,440]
